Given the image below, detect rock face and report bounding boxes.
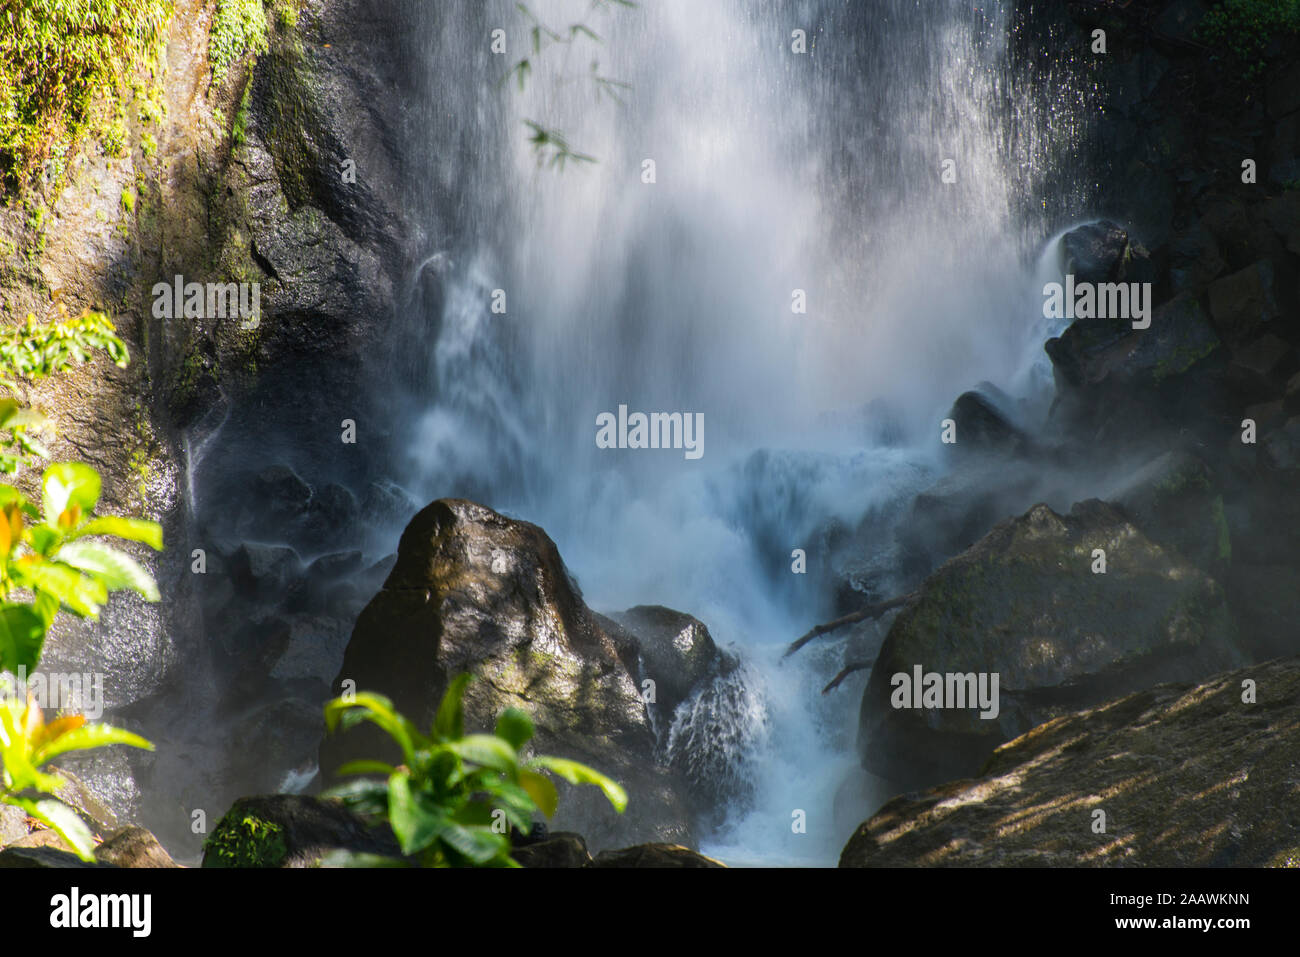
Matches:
[202,795,399,868]
[320,499,703,852]
[859,499,1243,789]
[842,657,1300,867]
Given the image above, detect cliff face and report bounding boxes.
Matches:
[0,0,451,845]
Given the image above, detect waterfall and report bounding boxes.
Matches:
[389,0,1095,864]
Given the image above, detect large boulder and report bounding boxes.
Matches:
[321,499,697,852]
[202,795,399,868]
[858,500,1243,789]
[842,657,1300,867]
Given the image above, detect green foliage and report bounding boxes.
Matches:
[322,675,627,867]
[0,0,173,194]
[0,462,163,675]
[203,813,289,867]
[1197,0,1300,81]
[0,306,130,474]
[209,0,269,86]
[0,693,152,860]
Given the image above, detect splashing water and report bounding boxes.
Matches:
[394,0,1096,864]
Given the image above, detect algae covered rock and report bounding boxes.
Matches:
[859,499,1243,789]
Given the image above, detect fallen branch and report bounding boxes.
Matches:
[822,661,873,694]
[783,593,913,658]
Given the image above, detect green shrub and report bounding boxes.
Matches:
[322,674,628,867]
[1197,0,1300,81]
[0,0,173,194]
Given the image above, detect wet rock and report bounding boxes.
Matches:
[1262,416,1300,472]
[945,391,1034,459]
[1228,333,1296,393]
[591,844,727,868]
[321,499,696,852]
[202,795,399,868]
[229,543,304,603]
[512,833,593,868]
[95,826,181,868]
[842,657,1300,867]
[1062,220,1130,283]
[252,465,314,519]
[604,606,733,719]
[0,805,27,846]
[859,500,1244,790]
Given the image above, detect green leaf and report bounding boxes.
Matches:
[432,672,473,741]
[323,692,422,766]
[66,515,163,550]
[527,756,628,813]
[439,821,509,865]
[31,723,154,767]
[494,707,534,750]
[0,602,48,674]
[42,463,101,525]
[387,770,447,856]
[53,540,160,601]
[12,797,96,861]
[447,734,519,774]
[334,759,397,777]
[519,768,558,818]
[11,559,108,618]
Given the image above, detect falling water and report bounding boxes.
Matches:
[393,0,1096,864]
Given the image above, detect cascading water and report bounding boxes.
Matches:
[389,0,1096,865]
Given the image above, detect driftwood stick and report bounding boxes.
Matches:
[783,593,912,658]
[822,661,874,694]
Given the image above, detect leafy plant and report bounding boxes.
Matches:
[0,307,130,474]
[0,0,173,193]
[1197,0,1300,82]
[203,812,289,867]
[0,692,152,860]
[322,674,627,867]
[0,462,163,675]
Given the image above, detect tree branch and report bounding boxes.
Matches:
[783,593,912,658]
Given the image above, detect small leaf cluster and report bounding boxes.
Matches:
[0,462,163,676]
[0,693,152,860]
[322,674,627,867]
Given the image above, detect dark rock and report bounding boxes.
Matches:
[1262,416,1300,472]
[95,826,181,868]
[229,543,304,603]
[1106,450,1229,570]
[842,658,1300,867]
[945,391,1034,458]
[1229,334,1296,392]
[859,500,1244,790]
[1208,262,1280,349]
[1061,220,1130,283]
[591,844,726,868]
[202,795,400,868]
[0,846,112,868]
[321,499,695,852]
[512,833,593,868]
[252,465,313,519]
[604,605,732,719]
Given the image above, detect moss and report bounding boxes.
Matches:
[232,83,252,147]
[120,189,136,213]
[203,812,289,868]
[209,0,270,86]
